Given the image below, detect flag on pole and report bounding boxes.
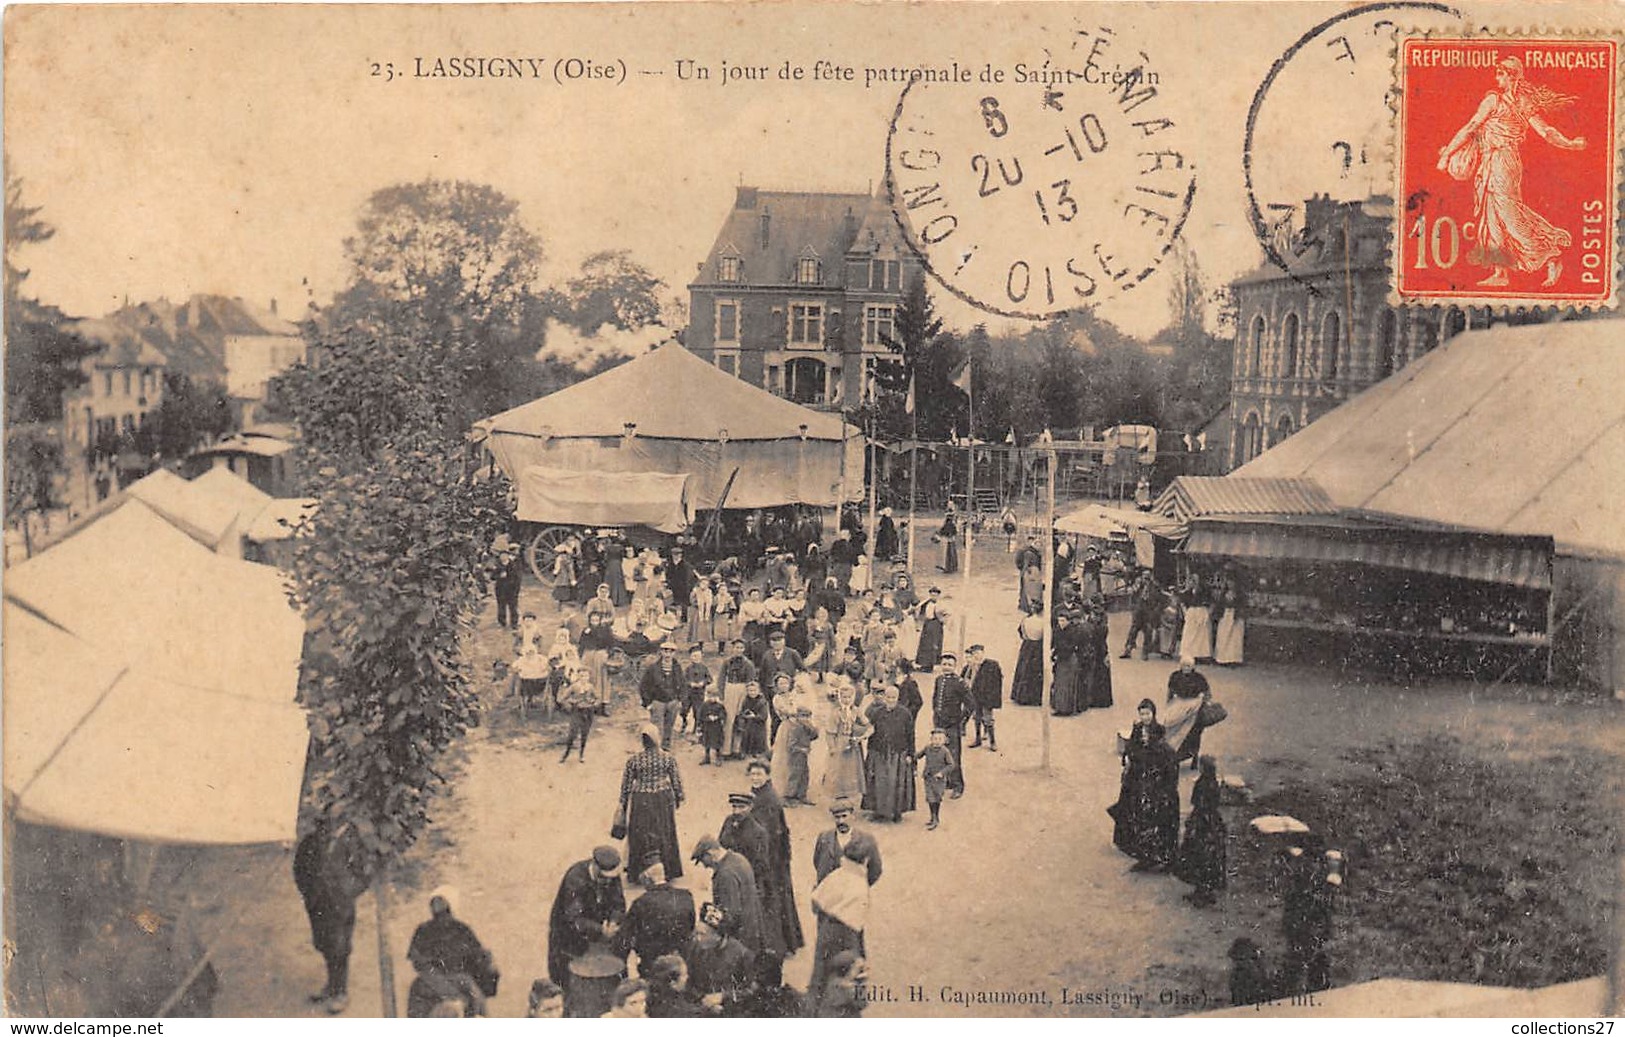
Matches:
[904,371,916,415]
[953,362,972,394]
[1005,428,1016,445]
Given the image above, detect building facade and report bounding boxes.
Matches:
[686,186,920,409]
[1228,194,1486,470]
[61,318,169,509]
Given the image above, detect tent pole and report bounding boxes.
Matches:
[867,413,877,566]
[375,876,398,1017]
[1041,444,1056,772]
[907,445,917,577]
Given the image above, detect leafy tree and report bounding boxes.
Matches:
[868,277,965,441]
[4,179,96,426]
[325,179,547,430]
[141,374,233,461]
[551,249,667,334]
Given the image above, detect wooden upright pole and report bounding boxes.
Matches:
[1040,445,1056,771]
[374,877,398,1017]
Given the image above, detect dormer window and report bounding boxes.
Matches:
[719,255,741,283]
[797,255,821,285]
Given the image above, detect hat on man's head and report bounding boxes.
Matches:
[768,628,786,640]
[592,845,623,875]
[660,640,680,651]
[727,791,755,807]
[966,644,985,654]
[690,835,723,861]
[939,652,958,663]
[829,797,856,816]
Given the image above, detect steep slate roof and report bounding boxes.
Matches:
[477,339,847,442]
[693,188,871,288]
[82,295,300,381]
[1236,319,1625,559]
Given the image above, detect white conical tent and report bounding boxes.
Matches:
[3,501,307,843]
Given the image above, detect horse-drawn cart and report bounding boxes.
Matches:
[515,464,693,583]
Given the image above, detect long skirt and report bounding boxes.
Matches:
[1082,654,1114,710]
[721,679,750,756]
[822,744,866,801]
[862,750,916,819]
[809,914,865,998]
[582,649,611,706]
[626,790,682,881]
[915,619,944,669]
[1182,606,1214,661]
[941,538,959,574]
[1021,567,1044,612]
[1051,655,1083,716]
[1010,638,1045,706]
[1158,613,1183,657]
[898,614,920,661]
[606,562,631,607]
[1174,808,1228,893]
[1214,612,1245,665]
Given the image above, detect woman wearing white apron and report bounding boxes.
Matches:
[717,638,755,758]
[1181,573,1215,663]
[1213,579,1246,666]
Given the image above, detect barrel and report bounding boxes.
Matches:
[566,952,625,1018]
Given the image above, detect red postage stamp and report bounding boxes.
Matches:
[1394,35,1620,308]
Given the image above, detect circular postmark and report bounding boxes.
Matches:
[1243,1,1462,282]
[885,28,1197,319]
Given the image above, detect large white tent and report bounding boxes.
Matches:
[4,500,308,842]
[474,341,863,510]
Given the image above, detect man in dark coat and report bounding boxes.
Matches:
[930,653,979,797]
[962,644,1004,752]
[718,793,772,916]
[491,534,523,630]
[665,546,697,621]
[693,835,763,954]
[292,817,368,1013]
[546,846,627,987]
[745,760,803,986]
[756,629,804,690]
[1121,569,1165,660]
[683,903,757,1010]
[640,642,687,749]
[811,799,883,886]
[828,530,857,594]
[614,855,696,976]
[1014,536,1042,611]
[874,508,899,562]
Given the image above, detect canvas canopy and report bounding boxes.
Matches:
[517,465,691,533]
[245,496,318,543]
[3,501,307,843]
[126,468,243,554]
[475,341,862,509]
[1056,503,1188,540]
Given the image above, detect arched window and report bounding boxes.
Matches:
[1378,309,1398,378]
[1281,313,1300,379]
[785,356,827,405]
[1321,311,1341,382]
[1240,412,1264,463]
[1249,316,1266,375]
[1276,413,1295,441]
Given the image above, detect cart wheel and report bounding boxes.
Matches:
[526,526,575,584]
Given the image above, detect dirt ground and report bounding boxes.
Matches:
[186,531,1625,1018]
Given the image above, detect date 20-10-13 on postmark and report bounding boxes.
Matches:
[1394,34,1620,309]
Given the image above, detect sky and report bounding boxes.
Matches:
[4,1,1576,341]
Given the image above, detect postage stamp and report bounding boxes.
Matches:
[1393,33,1621,308]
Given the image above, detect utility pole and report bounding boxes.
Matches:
[1040,443,1056,771]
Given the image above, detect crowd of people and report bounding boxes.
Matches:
[291,507,1343,1018]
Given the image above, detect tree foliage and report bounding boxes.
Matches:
[4,179,96,426]
[550,249,667,335]
[325,179,547,430]
[141,374,233,461]
[864,277,965,440]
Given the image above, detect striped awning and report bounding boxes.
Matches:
[1184,520,1552,590]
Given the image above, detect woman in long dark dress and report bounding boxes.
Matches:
[875,509,899,562]
[1010,609,1046,707]
[619,725,685,880]
[1108,700,1181,870]
[1174,755,1227,906]
[914,594,945,670]
[862,685,917,821]
[1080,605,1115,710]
[746,759,805,981]
[937,509,960,574]
[1049,611,1084,716]
[604,538,631,607]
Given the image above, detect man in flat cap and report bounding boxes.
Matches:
[962,644,1004,752]
[614,853,695,976]
[640,641,687,750]
[812,798,883,887]
[693,834,762,954]
[546,846,627,988]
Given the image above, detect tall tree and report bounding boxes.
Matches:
[551,248,667,334]
[138,373,233,462]
[869,277,965,441]
[325,179,547,430]
[4,178,96,425]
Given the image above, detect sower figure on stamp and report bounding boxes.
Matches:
[1437,56,1587,288]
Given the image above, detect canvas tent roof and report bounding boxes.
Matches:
[1056,503,1188,540]
[475,340,848,443]
[126,468,242,550]
[1236,321,1625,559]
[246,496,318,542]
[191,465,272,526]
[5,500,304,704]
[3,501,307,843]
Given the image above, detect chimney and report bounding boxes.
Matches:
[269,297,278,316]
[735,186,759,209]
[759,209,771,248]
[843,207,857,246]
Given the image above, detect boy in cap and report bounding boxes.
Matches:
[696,681,728,765]
[681,643,712,739]
[781,704,820,804]
[918,729,954,830]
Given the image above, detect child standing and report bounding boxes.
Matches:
[712,579,737,654]
[682,644,712,738]
[696,686,728,766]
[783,705,820,804]
[509,642,551,718]
[558,666,598,762]
[688,578,715,646]
[918,728,954,831]
[734,682,771,759]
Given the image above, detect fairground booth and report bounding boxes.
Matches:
[1157,320,1625,689]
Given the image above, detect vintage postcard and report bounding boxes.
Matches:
[4,1,1623,1024]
